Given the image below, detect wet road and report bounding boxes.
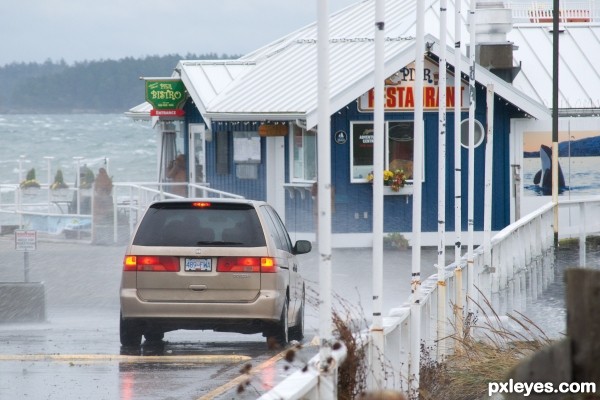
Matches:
[0,235,440,399]
[0,237,313,399]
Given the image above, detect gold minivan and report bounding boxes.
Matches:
[119,199,311,347]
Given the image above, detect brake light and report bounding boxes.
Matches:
[216,257,277,273]
[192,202,211,208]
[122,256,179,272]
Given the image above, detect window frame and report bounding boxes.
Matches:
[350,120,423,183]
[459,118,485,149]
[289,124,317,183]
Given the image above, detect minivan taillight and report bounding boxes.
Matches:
[216,257,277,273]
[123,256,179,272]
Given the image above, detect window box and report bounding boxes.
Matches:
[384,184,413,196]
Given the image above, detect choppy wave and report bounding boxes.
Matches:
[0,114,157,185]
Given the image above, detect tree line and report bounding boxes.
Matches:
[0,53,238,114]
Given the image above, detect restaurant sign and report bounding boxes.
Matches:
[145,79,187,116]
[358,59,468,112]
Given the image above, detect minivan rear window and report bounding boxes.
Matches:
[133,202,266,247]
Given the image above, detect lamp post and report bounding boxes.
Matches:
[73,157,83,216]
[44,156,54,212]
[568,132,575,193]
[17,155,25,227]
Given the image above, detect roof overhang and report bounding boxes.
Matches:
[204,112,306,123]
[124,101,153,121]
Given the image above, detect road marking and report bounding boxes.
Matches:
[0,354,251,363]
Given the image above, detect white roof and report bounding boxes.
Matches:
[133,0,551,124]
[509,23,600,113]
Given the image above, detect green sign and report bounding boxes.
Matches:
[145,79,186,110]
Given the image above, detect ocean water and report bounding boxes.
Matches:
[0,114,157,186]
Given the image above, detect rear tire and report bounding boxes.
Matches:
[144,332,164,342]
[120,313,143,347]
[271,300,289,347]
[289,291,305,342]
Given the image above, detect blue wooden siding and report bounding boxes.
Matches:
[289,83,516,234]
[184,81,521,235]
[184,103,267,200]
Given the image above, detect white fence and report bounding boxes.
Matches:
[262,198,600,399]
[508,1,600,23]
[0,182,243,244]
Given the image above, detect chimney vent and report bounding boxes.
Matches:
[468,1,521,83]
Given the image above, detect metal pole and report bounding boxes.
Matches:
[484,84,494,276]
[18,155,25,184]
[410,0,425,396]
[552,0,560,247]
[437,0,448,359]
[579,202,586,267]
[317,0,334,397]
[45,156,53,212]
[24,251,30,283]
[74,157,83,216]
[371,0,385,388]
[453,0,464,343]
[74,157,83,241]
[467,0,477,314]
[18,155,25,227]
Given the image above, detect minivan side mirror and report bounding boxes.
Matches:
[293,240,312,255]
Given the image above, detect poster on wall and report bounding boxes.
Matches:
[523,127,600,196]
[351,123,374,181]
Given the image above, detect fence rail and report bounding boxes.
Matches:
[262,198,600,399]
[508,1,600,23]
[0,182,243,244]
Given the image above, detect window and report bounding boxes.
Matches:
[233,131,261,179]
[387,121,414,180]
[350,121,417,182]
[291,124,317,182]
[216,131,229,175]
[460,119,485,148]
[132,202,266,247]
[261,206,293,253]
[350,122,374,181]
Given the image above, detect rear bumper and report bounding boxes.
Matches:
[120,288,284,326]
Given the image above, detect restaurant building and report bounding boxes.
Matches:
[129,0,552,247]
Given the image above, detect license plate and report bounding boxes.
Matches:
[185,258,212,272]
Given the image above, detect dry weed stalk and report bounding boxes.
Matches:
[420,287,554,400]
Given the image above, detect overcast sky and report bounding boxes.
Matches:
[0,0,359,66]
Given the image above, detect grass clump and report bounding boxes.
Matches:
[420,291,553,400]
[332,298,368,400]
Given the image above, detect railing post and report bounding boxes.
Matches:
[113,189,118,244]
[579,202,587,267]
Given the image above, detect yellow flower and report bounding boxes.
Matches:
[383,170,394,181]
[367,169,406,191]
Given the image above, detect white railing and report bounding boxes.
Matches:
[0,181,244,244]
[263,198,600,399]
[508,1,600,23]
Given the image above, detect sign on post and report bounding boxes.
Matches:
[145,79,187,116]
[15,230,37,252]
